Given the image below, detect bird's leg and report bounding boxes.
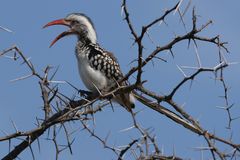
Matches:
[78,89,93,97]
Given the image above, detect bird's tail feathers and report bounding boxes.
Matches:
[114,92,135,112]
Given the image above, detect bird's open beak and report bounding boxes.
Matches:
[43,19,75,47]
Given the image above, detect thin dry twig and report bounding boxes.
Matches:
[0,1,239,160]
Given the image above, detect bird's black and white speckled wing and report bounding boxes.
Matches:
[87,43,124,81]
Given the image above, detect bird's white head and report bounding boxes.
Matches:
[43,13,97,47]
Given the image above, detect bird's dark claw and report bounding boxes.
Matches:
[78,89,93,97]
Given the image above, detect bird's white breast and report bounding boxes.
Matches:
[76,51,108,93]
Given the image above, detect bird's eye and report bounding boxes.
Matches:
[71,20,78,26]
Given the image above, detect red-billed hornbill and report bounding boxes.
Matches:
[43,13,135,111]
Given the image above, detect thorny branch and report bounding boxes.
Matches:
[0,1,239,160]
[120,1,239,160]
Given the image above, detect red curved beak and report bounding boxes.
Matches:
[43,19,70,28]
[43,19,75,47]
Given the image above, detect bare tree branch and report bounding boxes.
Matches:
[0,1,239,160]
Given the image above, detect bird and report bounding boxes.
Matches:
[43,13,135,111]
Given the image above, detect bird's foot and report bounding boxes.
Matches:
[78,89,93,98]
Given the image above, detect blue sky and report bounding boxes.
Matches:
[0,0,240,159]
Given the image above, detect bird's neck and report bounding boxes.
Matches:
[77,35,97,47]
[76,40,94,56]
[76,26,97,45]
